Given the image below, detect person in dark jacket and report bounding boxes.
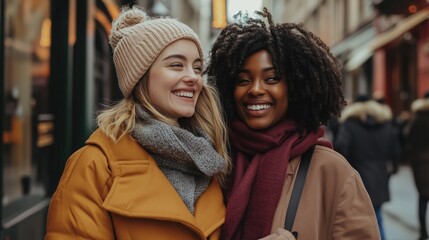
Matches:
[335,95,400,240]
[404,91,429,240]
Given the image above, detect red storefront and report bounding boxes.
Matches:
[346,1,429,115]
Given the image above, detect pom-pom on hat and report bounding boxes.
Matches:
[109,6,204,98]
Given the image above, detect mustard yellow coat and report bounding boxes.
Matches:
[45,129,225,240]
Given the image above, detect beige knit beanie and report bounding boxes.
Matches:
[109,6,204,98]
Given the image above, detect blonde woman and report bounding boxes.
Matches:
[45,6,230,240]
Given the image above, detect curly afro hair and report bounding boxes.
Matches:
[205,8,346,133]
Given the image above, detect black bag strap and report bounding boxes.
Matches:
[284,145,315,231]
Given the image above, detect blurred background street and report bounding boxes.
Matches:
[384,165,420,240]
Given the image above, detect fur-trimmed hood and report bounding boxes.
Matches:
[411,98,429,113]
[340,100,392,124]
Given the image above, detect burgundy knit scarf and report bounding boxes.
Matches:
[222,119,331,240]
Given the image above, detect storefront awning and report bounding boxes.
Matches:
[345,8,429,72]
[331,25,376,58]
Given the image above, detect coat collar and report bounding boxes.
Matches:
[340,100,392,123]
[411,98,429,113]
[86,129,225,238]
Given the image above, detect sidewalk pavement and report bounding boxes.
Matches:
[383,165,421,240]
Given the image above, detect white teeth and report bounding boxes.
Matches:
[174,91,193,98]
[247,104,271,110]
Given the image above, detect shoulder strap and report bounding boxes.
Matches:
[284,145,315,231]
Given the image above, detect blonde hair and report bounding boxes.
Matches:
[97,75,231,184]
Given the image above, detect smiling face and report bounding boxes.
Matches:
[147,39,203,122]
[234,50,288,130]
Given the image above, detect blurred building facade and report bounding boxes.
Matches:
[276,0,429,116]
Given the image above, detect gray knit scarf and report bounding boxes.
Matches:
[131,106,226,213]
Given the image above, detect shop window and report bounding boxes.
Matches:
[3,0,51,205]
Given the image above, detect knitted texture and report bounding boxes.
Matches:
[109,6,203,97]
[131,105,226,213]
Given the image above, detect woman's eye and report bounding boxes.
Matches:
[170,63,183,69]
[235,79,250,85]
[266,77,279,83]
[193,66,203,74]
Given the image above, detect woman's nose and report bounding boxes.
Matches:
[248,80,264,96]
[182,67,199,84]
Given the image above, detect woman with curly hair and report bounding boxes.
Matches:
[206,9,380,240]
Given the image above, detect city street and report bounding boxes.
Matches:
[383,165,421,240]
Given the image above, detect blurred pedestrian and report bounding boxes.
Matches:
[373,94,403,174]
[206,8,380,240]
[325,115,340,142]
[335,95,400,240]
[45,6,230,240]
[396,110,411,164]
[404,91,429,240]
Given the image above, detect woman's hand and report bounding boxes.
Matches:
[259,228,297,240]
